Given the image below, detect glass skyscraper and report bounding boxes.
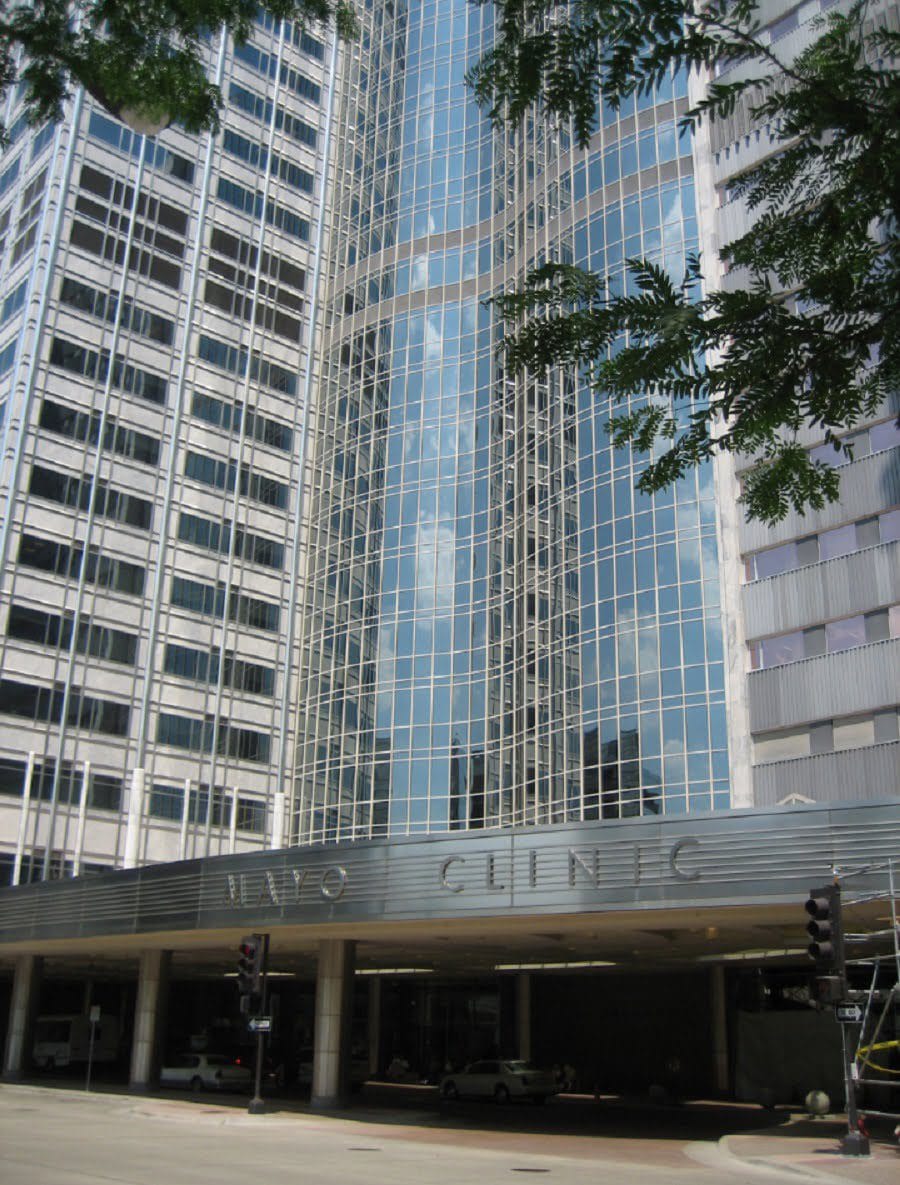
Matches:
[0,0,896,883]
[293,0,727,843]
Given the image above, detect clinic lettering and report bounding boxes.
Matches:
[439,837,701,893]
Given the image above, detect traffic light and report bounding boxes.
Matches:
[805,885,845,975]
[237,934,264,1003]
[811,975,844,1005]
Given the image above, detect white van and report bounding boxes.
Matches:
[33,1014,120,1069]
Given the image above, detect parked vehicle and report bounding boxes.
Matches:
[159,1052,253,1092]
[33,1014,120,1069]
[439,1059,558,1104]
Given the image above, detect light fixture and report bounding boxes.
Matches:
[355,967,434,976]
[696,947,807,963]
[494,960,616,971]
[118,106,173,137]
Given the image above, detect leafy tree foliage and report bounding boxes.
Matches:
[470,1,899,522]
[0,0,356,139]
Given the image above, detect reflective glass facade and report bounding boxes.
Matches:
[293,0,730,843]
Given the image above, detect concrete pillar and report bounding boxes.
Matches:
[516,972,531,1061]
[311,939,355,1108]
[72,759,90,877]
[123,767,145,869]
[2,954,43,1080]
[178,778,191,860]
[711,965,729,1095]
[271,791,286,850]
[367,975,381,1075]
[228,787,238,854]
[129,949,171,1091]
[12,751,36,886]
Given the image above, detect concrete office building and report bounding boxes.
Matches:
[0,0,897,1108]
[0,17,337,881]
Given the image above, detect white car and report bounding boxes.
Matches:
[439,1059,558,1104]
[160,1053,252,1092]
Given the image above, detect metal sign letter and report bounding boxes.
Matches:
[670,838,701,881]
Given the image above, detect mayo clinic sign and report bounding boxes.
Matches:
[219,837,704,910]
[1,802,897,945]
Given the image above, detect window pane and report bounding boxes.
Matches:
[826,615,865,652]
[759,631,804,667]
[880,509,900,543]
[819,524,856,561]
[870,419,900,453]
[754,727,810,764]
[752,541,797,579]
[833,715,875,750]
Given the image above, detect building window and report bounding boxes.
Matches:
[59,276,175,345]
[164,643,218,684]
[178,511,231,554]
[190,391,294,453]
[236,797,266,833]
[1,277,27,325]
[89,773,122,812]
[809,418,900,467]
[833,715,876,751]
[31,759,83,803]
[197,333,297,396]
[224,654,275,696]
[755,709,899,764]
[87,111,195,184]
[231,42,322,103]
[156,712,271,763]
[228,84,318,149]
[39,399,161,466]
[171,576,224,618]
[237,530,284,570]
[169,576,280,632]
[750,607,900,669]
[49,336,168,406]
[216,177,310,242]
[0,678,129,734]
[17,533,145,594]
[0,757,26,796]
[29,464,91,510]
[149,782,184,820]
[0,337,17,376]
[744,509,900,581]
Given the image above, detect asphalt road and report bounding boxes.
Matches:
[0,1084,896,1185]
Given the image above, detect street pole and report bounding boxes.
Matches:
[85,1005,100,1092]
[85,1020,95,1092]
[840,1022,869,1156]
[247,933,269,1115]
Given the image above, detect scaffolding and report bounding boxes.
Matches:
[838,859,900,1148]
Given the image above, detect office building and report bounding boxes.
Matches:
[0,17,338,880]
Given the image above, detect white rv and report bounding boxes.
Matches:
[33,1014,120,1069]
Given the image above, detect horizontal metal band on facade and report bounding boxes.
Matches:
[1,801,898,945]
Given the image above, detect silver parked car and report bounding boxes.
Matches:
[159,1052,253,1092]
[439,1059,557,1104]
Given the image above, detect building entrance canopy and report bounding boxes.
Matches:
[1,801,897,974]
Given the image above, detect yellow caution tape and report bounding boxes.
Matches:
[857,1039,900,1075]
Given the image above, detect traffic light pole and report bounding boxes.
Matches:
[805,883,869,1157]
[840,1022,869,1157]
[247,932,269,1116]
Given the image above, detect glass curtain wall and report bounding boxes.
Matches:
[293,0,729,844]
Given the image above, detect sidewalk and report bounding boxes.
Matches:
[722,1117,898,1183]
[4,1080,898,1181]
